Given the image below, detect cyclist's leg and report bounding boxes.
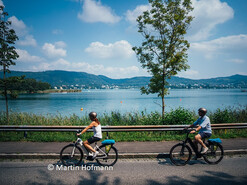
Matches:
[84,136,101,153]
[195,134,207,148]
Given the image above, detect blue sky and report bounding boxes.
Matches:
[1,0,247,79]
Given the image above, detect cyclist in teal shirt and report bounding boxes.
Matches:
[186,108,212,154]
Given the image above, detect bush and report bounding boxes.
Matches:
[209,106,247,124]
[164,107,195,125]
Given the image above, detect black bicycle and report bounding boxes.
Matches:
[170,129,224,166]
[60,130,118,166]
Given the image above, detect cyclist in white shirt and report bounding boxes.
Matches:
[77,112,102,158]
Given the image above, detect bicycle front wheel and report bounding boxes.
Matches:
[60,144,83,166]
[169,143,192,166]
[96,145,118,166]
[203,142,224,164]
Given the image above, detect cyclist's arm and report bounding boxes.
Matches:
[186,123,197,129]
[185,118,200,131]
[78,122,95,135]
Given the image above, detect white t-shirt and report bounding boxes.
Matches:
[93,124,102,139]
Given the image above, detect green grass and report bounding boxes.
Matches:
[0,106,247,142]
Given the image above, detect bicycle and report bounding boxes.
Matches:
[60,130,118,166]
[169,128,224,166]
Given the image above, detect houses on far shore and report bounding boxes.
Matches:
[53,82,243,90]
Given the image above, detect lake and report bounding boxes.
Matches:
[0,89,247,116]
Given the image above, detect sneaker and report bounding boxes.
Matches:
[201,147,208,154]
[88,152,93,156]
[92,151,99,159]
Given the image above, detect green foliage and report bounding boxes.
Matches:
[209,106,247,124]
[0,5,19,122]
[0,106,247,142]
[132,0,193,115]
[0,76,51,97]
[164,107,195,125]
[0,6,19,68]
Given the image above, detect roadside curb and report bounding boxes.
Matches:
[1,149,247,160]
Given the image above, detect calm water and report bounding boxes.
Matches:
[0,89,247,116]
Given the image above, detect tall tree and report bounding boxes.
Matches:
[0,5,19,123]
[133,0,193,117]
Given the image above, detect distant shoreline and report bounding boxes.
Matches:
[0,89,82,95]
[36,89,82,94]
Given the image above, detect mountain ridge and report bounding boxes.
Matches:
[2,70,247,88]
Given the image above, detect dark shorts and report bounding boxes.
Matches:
[87,136,101,144]
[199,132,212,139]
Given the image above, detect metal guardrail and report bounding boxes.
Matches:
[0,123,247,132]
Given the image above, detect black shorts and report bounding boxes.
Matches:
[87,136,101,144]
[199,132,212,139]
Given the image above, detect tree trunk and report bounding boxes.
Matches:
[162,95,165,118]
[162,63,166,121]
[3,64,9,124]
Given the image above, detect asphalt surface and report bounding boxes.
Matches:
[0,138,247,157]
[0,156,247,185]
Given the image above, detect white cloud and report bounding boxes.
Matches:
[126,0,233,41]
[0,0,5,7]
[16,49,44,62]
[190,34,247,58]
[125,4,151,24]
[17,35,37,47]
[227,59,245,64]
[55,41,67,48]
[179,69,199,79]
[31,59,141,78]
[70,63,140,78]
[53,58,70,66]
[8,16,28,37]
[237,72,247,76]
[0,0,4,7]
[78,0,121,23]
[42,42,67,58]
[85,40,134,59]
[8,16,37,46]
[189,0,234,41]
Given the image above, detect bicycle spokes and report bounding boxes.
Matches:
[170,144,192,166]
[203,143,224,164]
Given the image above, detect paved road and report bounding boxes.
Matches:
[0,156,247,185]
[1,138,247,154]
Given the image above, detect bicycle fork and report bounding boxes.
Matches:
[71,146,76,158]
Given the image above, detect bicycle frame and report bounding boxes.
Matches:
[182,131,204,158]
[75,137,108,159]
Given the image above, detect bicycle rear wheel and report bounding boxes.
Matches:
[203,142,224,164]
[96,145,118,166]
[169,143,192,166]
[60,144,83,166]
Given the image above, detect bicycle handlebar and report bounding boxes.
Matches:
[183,128,196,134]
[76,129,82,134]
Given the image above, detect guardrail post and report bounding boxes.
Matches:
[106,131,109,139]
[24,131,27,138]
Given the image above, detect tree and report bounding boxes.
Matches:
[0,5,19,123]
[132,0,193,117]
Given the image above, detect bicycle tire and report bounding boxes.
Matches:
[203,142,224,164]
[60,144,83,166]
[96,145,118,166]
[169,143,192,166]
